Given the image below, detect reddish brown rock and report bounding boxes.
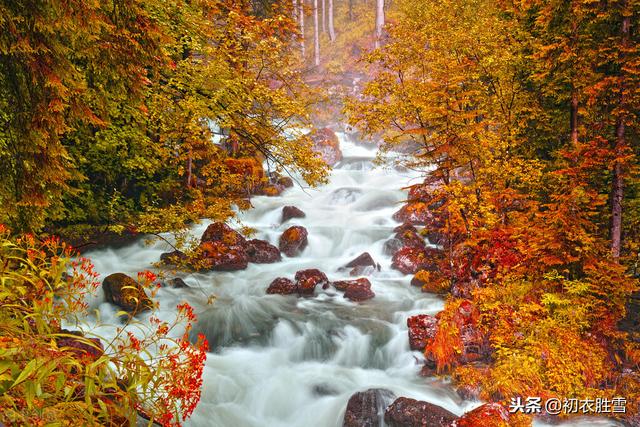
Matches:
[102,273,153,314]
[245,239,281,263]
[277,176,294,188]
[266,277,298,295]
[201,222,246,246]
[198,241,248,271]
[342,388,396,427]
[160,250,188,264]
[168,278,189,288]
[395,228,426,249]
[57,330,104,361]
[279,226,309,257]
[342,278,375,301]
[407,314,438,351]
[257,183,285,197]
[383,238,404,256]
[451,403,510,427]
[344,252,380,270]
[393,202,446,228]
[282,206,306,223]
[295,269,329,295]
[309,127,343,166]
[384,397,458,427]
[391,247,442,275]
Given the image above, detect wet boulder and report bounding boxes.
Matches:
[277,176,294,188]
[295,269,329,295]
[57,329,104,361]
[257,183,285,197]
[342,388,396,427]
[391,247,442,275]
[266,277,298,295]
[102,273,153,314]
[384,397,458,427]
[245,239,281,263]
[342,278,375,302]
[282,206,306,223]
[167,277,189,288]
[279,226,309,257]
[451,403,510,427]
[383,238,404,256]
[393,202,445,228]
[160,250,188,265]
[309,127,343,166]
[344,252,380,271]
[395,227,426,249]
[198,241,248,271]
[407,314,438,351]
[201,222,246,247]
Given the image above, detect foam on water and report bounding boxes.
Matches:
[82,131,620,427]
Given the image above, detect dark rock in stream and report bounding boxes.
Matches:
[343,388,396,427]
[295,269,329,295]
[279,226,309,257]
[201,222,246,246]
[451,403,510,426]
[266,277,298,295]
[245,239,281,263]
[56,329,104,361]
[167,277,189,288]
[343,278,375,302]
[197,241,249,271]
[282,206,306,223]
[309,127,343,166]
[391,247,442,275]
[102,273,153,314]
[343,252,381,272]
[159,250,188,264]
[384,397,458,427]
[407,314,438,352]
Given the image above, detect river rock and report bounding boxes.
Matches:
[344,252,380,270]
[160,250,188,264]
[102,273,153,314]
[245,239,281,263]
[309,127,343,166]
[282,206,306,223]
[257,183,285,197]
[295,269,329,295]
[407,314,438,351]
[279,226,308,257]
[383,238,404,256]
[391,247,441,275]
[395,227,426,249]
[342,278,375,301]
[451,403,510,427]
[393,202,445,228]
[168,277,189,288]
[198,241,248,271]
[277,176,294,188]
[201,222,246,246]
[342,388,396,427]
[57,329,104,361]
[384,397,458,427]
[266,277,298,295]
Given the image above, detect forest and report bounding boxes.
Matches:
[1,0,640,426]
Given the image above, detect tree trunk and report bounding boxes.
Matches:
[299,0,305,57]
[375,0,384,48]
[570,89,578,145]
[186,150,193,188]
[314,0,320,66]
[328,0,336,41]
[611,5,630,260]
[349,0,354,21]
[322,0,326,33]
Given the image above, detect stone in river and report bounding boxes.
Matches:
[102,273,153,314]
[342,388,396,427]
[295,269,329,295]
[282,206,306,223]
[266,277,298,295]
[279,226,308,257]
[245,239,281,263]
[384,397,458,427]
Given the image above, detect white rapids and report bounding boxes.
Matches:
[81,132,620,427]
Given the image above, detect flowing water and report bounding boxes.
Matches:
[82,132,620,427]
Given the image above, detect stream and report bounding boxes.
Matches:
[81,132,620,427]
